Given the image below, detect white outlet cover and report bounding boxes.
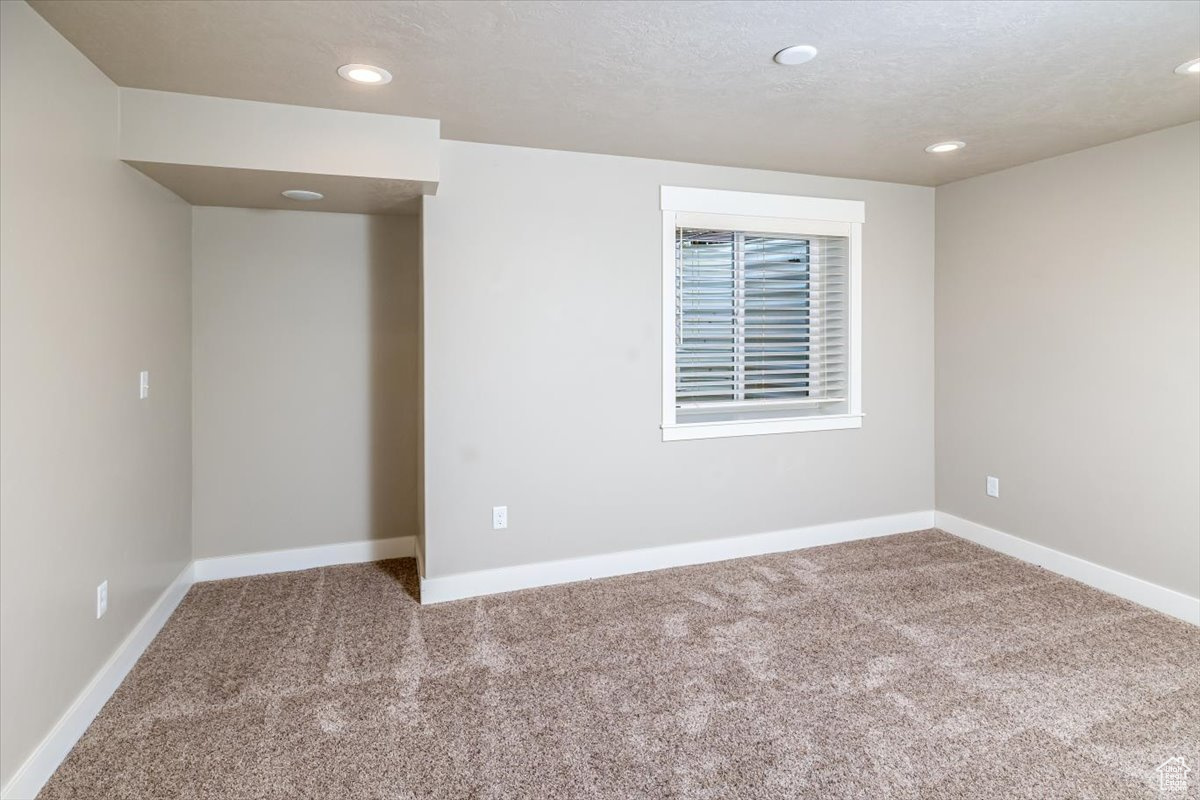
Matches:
[492,506,508,530]
[96,580,108,619]
[986,476,1000,498]
[138,370,150,399]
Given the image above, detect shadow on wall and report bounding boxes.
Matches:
[368,214,421,546]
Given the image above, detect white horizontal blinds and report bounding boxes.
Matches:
[675,226,849,412]
[676,229,736,404]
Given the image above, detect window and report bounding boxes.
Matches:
[661,187,863,441]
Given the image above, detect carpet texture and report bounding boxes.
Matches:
[39,530,1200,799]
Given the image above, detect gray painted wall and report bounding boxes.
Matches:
[422,141,936,577]
[191,208,420,559]
[936,122,1200,598]
[0,1,193,784]
[5,4,1193,785]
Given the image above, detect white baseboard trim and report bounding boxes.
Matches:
[4,535,422,799]
[193,536,416,583]
[1,563,194,800]
[935,511,1199,625]
[6,516,1191,798]
[419,510,936,604]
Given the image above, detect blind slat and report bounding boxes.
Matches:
[675,226,849,409]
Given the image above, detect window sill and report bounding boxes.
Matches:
[661,413,863,441]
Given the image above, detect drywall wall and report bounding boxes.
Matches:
[118,88,439,215]
[0,0,193,786]
[416,200,427,574]
[119,88,439,185]
[191,208,420,558]
[936,122,1200,598]
[421,141,935,577]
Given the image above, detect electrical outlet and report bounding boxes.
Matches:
[492,506,508,530]
[986,476,1000,498]
[139,370,150,399]
[96,580,108,619]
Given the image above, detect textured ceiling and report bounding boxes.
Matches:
[30,0,1200,186]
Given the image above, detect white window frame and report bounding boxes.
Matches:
[661,186,864,441]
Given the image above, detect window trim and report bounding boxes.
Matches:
[661,186,864,442]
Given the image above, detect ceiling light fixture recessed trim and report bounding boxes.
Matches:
[925,140,966,154]
[773,45,819,66]
[1175,58,1200,75]
[337,63,393,85]
[281,189,324,201]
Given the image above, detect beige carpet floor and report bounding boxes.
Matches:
[39,529,1200,799]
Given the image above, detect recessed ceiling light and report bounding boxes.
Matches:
[1176,58,1200,75]
[281,190,324,201]
[337,64,392,85]
[773,45,819,66]
[925,140,966,154]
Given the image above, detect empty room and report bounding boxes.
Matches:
[1,1,1198,798]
